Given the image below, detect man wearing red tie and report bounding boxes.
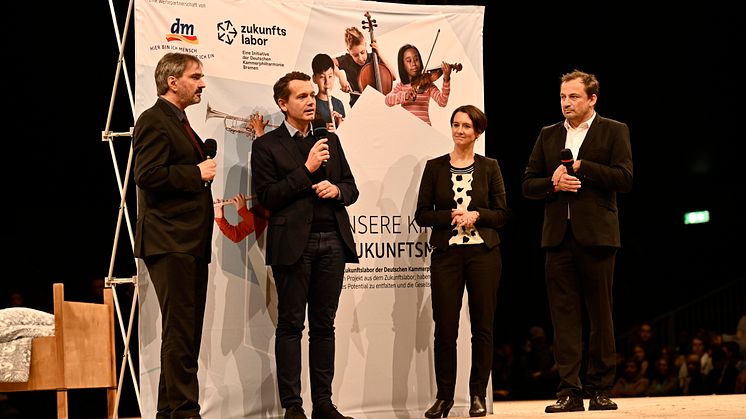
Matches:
[133,52,215,419]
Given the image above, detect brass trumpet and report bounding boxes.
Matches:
[205,103,277,139]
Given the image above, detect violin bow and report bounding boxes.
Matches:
[422,29,440,72]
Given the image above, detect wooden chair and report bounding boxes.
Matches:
[0,283,117,418]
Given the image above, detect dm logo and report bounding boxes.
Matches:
[216,20,238,45]
[166,18,199,44]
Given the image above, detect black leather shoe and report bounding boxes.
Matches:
[311,401,353,419]
[285,404,308,419]
[589,392,618,411]
[469,395,487,417]
[545,395,584,413]
[424,399,454,418]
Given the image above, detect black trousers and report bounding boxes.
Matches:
[545,227,617,397]
[146,253,208,419]
[272,231,346,408]
[430,243,501,400]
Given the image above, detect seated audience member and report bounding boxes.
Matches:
[514,326,558,400]
[735,353,746,393]
[630,322,660,362]
[681,353,708,395]
[705,341,740,394]
[631,344,650,379]
[646,356,680,397]
[611,358,650,397]
[3,289,27,308]
[722,313,746,357]
[679,336,714,386]
[491,342,515,401]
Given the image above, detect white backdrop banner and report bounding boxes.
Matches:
[134,1,486,417]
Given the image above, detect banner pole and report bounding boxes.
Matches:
[103,0,141,417]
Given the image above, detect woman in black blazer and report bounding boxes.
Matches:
[415,105,509,417]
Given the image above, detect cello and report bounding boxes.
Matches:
[358,11,394,95]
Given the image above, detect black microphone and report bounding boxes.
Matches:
[560,148,575,176]
[204,138,217,187]
[313,126,329,167]
[204,138,217,159]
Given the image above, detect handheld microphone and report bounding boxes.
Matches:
[204,138,217,159]
[313,127,329,167]
[204,138,217,187]
[560,148,575,176]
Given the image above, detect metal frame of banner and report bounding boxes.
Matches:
[102,0,141,417]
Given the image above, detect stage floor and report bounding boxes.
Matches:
[111,394,746,418]
[482,394,745,418]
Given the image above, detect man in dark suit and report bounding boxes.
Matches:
[250,71,359,419]
[133,52,215,419]
[522,70,632,413]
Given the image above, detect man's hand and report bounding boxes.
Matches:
[305,138,329,172]
[552,164,581,193]
[198,158,217,182]
[312,180,339,199]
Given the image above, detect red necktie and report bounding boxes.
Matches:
[183,116,205,159]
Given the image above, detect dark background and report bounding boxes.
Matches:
[5,0,745,416]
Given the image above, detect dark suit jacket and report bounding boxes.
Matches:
[521,114,633,248]
[133,98,214,261]
[415,154,509,250]
[250,123,359,266]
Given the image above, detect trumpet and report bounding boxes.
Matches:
[213,194,257,207]
[205,103,278,139]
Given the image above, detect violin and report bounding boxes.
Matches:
[410,62,463,95]
[358,12,394,95]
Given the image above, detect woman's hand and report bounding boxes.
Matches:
[451,208,479,228]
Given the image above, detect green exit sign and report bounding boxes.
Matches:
[684,210,710,224]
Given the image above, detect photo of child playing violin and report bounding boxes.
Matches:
[214,193,271,243]
[384,43,460,126]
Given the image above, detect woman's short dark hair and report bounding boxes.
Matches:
[450,105,487,135]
